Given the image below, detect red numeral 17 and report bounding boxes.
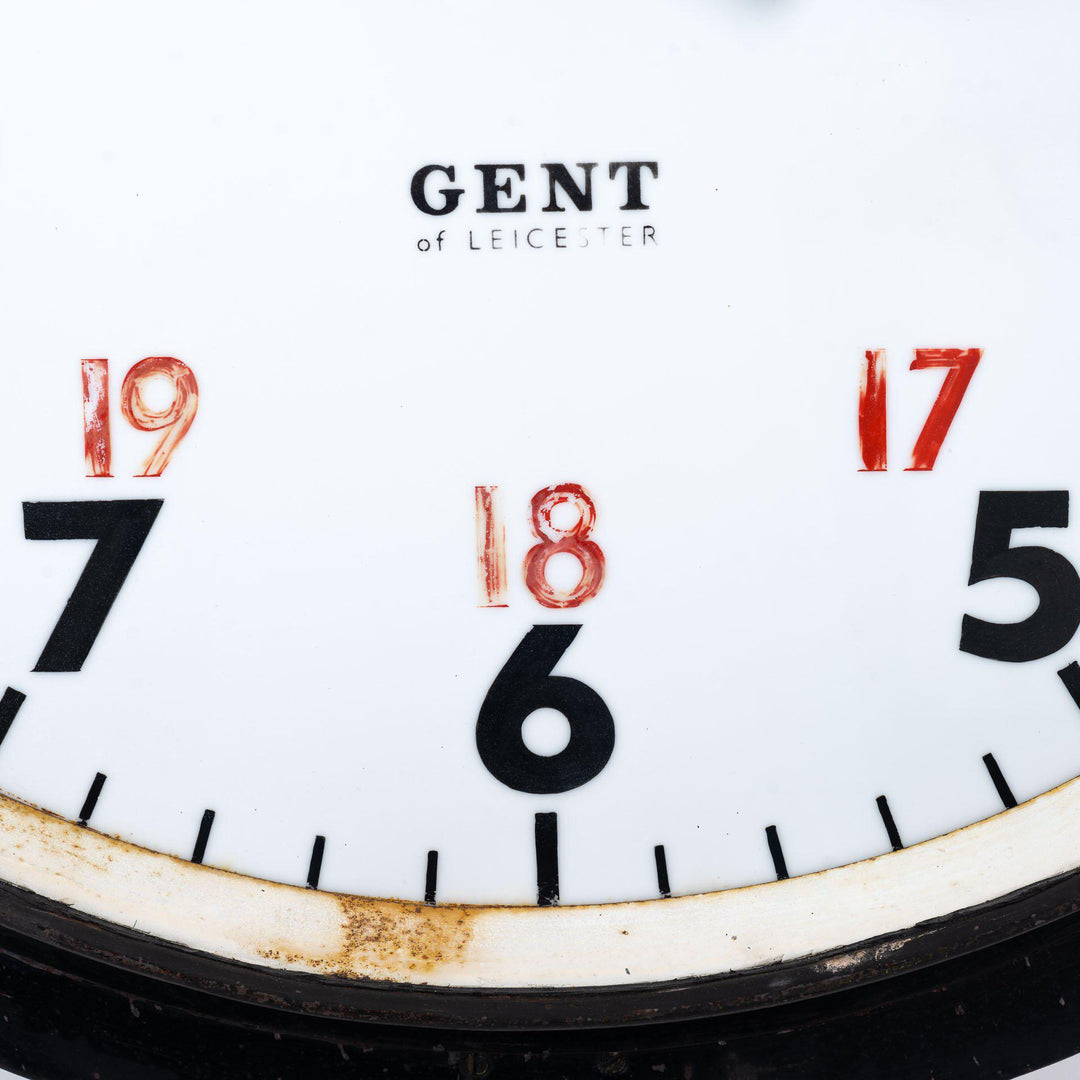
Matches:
[858,347,981,472]
[83,356,199,477]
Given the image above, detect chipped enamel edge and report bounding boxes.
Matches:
[0,780,1076,990]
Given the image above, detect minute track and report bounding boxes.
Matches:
[43,744,1047,905]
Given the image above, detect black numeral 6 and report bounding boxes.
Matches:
[476,625,615,794]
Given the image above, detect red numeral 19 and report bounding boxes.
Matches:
[858,347,981,472]
[476,483,606,609]
[82,356,199,477]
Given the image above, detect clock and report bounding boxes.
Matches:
[2,1,1080,1077]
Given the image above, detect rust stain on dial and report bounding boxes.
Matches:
[257,895,476,976]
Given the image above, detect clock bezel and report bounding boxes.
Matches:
[1,774,1079,1027]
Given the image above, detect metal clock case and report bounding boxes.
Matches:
[1,1,1080,1077]
[3,857,1080,1078]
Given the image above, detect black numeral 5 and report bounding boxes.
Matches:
[960,491,1080,663]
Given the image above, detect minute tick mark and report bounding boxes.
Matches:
[78,772,106,825]
[191,809,215,865]
[765,825,789,881]
[307,835,326,890]
[654,845,671,898]
[0,688,26,748]
[983,753,1018,810]
[876,795,904,851]
[425,850,439,905]
[1058,661,1080,711]
[535,812,559,906]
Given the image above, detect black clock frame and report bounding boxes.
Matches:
[0,866,1079,1078]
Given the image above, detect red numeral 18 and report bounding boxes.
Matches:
[476,483,606,609]
[82,356,199,477]
[475,485,509,607]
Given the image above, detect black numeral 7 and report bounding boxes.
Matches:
[24,501,163,671]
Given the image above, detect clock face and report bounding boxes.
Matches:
[2,0,1080,1049]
